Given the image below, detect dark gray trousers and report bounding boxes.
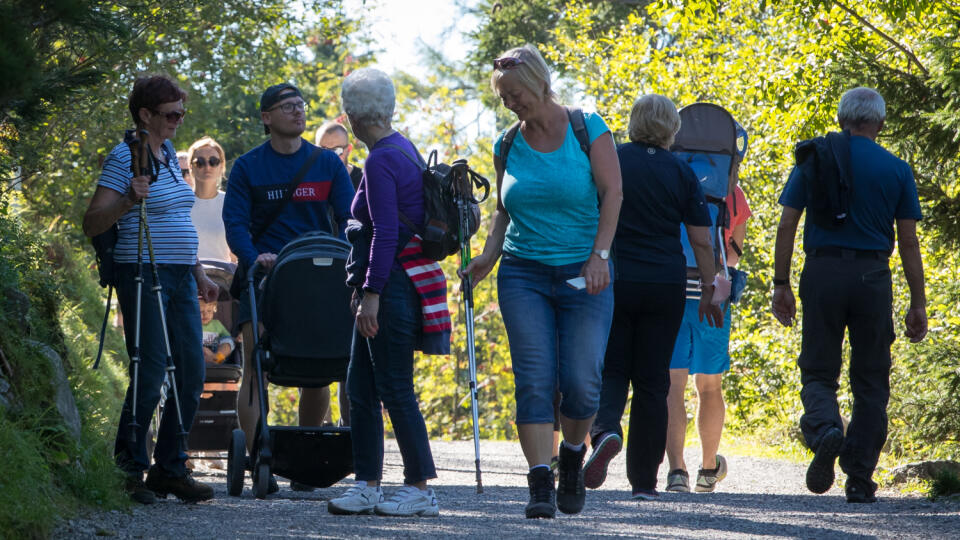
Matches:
[798,254,895,489]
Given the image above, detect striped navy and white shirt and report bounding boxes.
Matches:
[98,141,198,265]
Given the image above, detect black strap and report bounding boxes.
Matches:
[252,147,325,244]
[499,106,591,173]
[93,285,112,369]
[729,239,743,257]
[380,143,427,236]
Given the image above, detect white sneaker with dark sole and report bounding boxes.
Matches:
[328,483,384,515]
[374,486,440,517]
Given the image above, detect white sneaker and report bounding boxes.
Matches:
[328,483,384,515]
[374,485,440,517]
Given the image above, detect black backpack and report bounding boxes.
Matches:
[499,106,592,168]
[384,145,490,261]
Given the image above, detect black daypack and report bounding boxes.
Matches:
[499,106,591,168]
[383,144,488,261]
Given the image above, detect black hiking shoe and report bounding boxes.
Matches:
[525,466,556,519]
[145,466,214,503]
[806,427,843,494]
[556,442,587,514]
[124,474,156,505]
[290,480,315,492]
[845,477,878,503]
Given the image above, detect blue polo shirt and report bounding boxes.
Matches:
[613,142,712,284]
[779,135,922,253]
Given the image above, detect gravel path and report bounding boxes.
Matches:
[56,440,959,539]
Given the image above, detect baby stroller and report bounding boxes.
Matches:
[227,231,355,499]
[188,259,242,456]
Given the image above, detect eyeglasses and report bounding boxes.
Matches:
[151,109,186,123]
[322,145,346,156]
[191,156,221,168]
[268,100,308,114]
[493,56,525,70]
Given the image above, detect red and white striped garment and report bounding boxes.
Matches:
[397,236,451,355]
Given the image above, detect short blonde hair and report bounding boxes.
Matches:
[187,136,226,172]
[628,94,681,147]
[489,44,555,101]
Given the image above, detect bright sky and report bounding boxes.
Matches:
[345,0,478,78]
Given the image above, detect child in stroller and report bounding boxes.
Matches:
[200,298,235,364]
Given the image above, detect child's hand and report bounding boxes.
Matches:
[203,348,217,363]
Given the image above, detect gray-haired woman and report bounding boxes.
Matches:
[327,68,445,517]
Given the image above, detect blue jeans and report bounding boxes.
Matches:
[114,263,205,477]
[347,269,437,484]
[497,254,615,424]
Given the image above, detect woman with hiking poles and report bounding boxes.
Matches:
[82,75,217,505]
[461,44,622,519]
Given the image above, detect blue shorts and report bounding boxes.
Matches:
[670,298,731,374]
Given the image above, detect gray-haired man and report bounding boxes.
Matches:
[772,87,927,503]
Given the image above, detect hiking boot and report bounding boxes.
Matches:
[145,466,214,503]
[525,466,557,519]
[556,442,587,514]
[806,427,843,494]
[696,455,728,493]
[845,477,878,503]
[328,483,384,515]
[124,474,156,505]
[583,432,622,489]
[374,486,440,517]
[632,488,660,501]
[290,480,315,492]
[666,469,690,493]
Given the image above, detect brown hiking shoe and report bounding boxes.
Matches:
[145,466,214,503]
[124,474,156,505]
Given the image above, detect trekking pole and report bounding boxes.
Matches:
[125,129,190,450]
[451,160,490,494]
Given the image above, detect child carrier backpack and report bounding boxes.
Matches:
[384,145,490,262]
[671,103,748,299]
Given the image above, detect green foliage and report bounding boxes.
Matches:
[0,193,128,538]
[928,468,960,500]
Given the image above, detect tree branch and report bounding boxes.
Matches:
[833,0,929,78]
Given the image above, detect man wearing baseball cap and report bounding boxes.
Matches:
[223,83,355,493]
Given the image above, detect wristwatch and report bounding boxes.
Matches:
[593,249,610,260]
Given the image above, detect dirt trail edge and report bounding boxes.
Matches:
[56,440,959,539]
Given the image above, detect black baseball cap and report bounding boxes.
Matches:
[259,83,302,112]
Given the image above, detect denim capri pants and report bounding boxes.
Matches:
[497,254,615,424]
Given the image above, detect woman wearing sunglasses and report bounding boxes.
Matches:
[462,44,622,519]
[188,136,234,262]
[82,74,217,504]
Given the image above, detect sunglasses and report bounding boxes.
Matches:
[493,56,525,70]
[191,156,221,168]
[322,145,346,156]
[151,109,186,123]
[268,100,308,114]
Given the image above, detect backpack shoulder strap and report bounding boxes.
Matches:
[566,107,591,159]
[380,143,427,171]
[378,143,425,236]
[499,121,521,172]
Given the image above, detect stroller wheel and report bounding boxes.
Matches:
[253,462,271,499]
[227,429,246,497]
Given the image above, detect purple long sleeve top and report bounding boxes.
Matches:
[351,132,425,293]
